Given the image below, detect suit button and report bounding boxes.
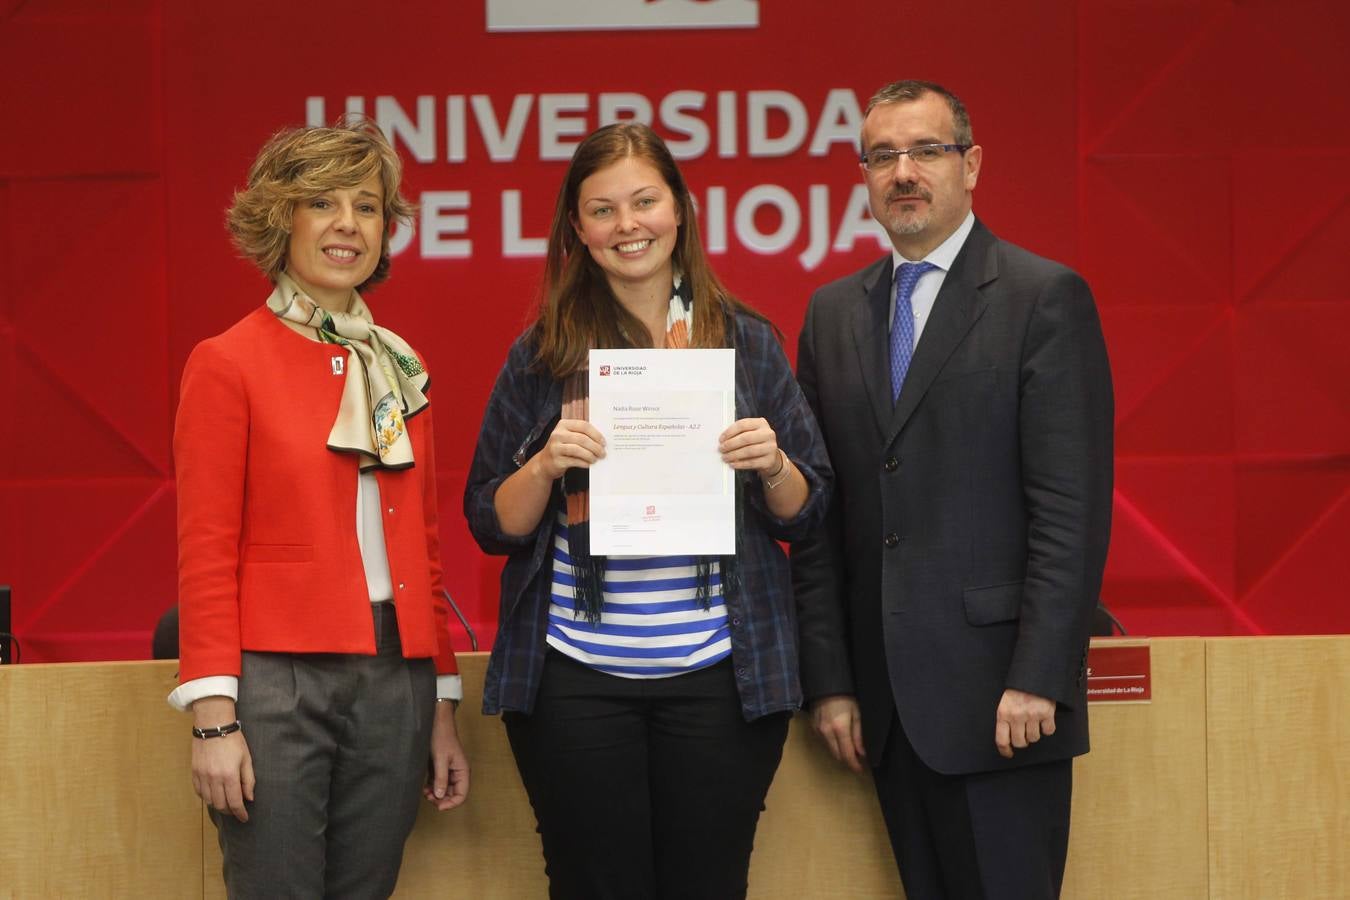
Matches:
[884,533,900,549]
[883,457,899,473]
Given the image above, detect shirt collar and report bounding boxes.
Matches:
[890,210,976,276]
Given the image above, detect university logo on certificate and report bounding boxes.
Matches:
[588,348,736,555]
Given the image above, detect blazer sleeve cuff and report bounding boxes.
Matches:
[436,673,464,702]
[167,675,239,712]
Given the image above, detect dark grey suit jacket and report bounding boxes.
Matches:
[792,218,1113,775]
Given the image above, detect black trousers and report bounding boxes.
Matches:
[872,714,1073,900]
[213,603,435,900]
[504,651,790,900]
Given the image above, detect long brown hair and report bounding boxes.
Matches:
[530,122,765,377]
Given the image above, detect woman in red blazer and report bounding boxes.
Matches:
[170,118,469,897]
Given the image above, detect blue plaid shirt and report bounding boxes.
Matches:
[464,313,832,720]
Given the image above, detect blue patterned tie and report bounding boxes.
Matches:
[890,261,936,402]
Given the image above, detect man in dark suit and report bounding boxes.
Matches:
[792,80,1113,899]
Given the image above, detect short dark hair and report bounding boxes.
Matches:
[863,80,973,147]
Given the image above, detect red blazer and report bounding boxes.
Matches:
[174,306,458,682]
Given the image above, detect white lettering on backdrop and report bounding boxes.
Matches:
[305,89,889,271]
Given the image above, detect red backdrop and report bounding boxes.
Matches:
[2,0,1347,662]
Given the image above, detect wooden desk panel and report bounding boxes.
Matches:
[390,659,547,899]
[1206,637,1349,900]
[1064,638,1209,899]
[5,637,1344,898]
[0,660,202,899]
[747,718,901,898]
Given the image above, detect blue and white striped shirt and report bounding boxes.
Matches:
[467,313,833,720]
[547,516,731,677]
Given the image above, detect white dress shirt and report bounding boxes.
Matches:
[888,211,977,348]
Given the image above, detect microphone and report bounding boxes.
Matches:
[0,585,12,664]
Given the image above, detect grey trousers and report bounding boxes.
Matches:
[212,603,435,899]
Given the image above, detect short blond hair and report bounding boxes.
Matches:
[226,117,416,290]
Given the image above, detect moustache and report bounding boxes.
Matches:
[888,185,932,204]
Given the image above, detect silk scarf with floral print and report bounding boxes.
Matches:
[269,271,429,470]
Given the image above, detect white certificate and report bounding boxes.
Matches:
[588,348,735,555]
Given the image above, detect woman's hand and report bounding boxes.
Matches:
[534,418,606,481]
[424,702,470,811]
[190,697,255,822]
[721,417,810,519]
[495,418,606,536]
[719,418,780,474]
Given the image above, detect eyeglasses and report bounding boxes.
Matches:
[860,144,971,172]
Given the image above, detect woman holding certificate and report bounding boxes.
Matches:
[465,122,831,899]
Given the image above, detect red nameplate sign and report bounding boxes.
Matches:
[1086,643,1151,703]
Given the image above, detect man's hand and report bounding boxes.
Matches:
[810,695,866,773]
[994,688,1057,759]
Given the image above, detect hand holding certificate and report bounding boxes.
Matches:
[588,348,735,555]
